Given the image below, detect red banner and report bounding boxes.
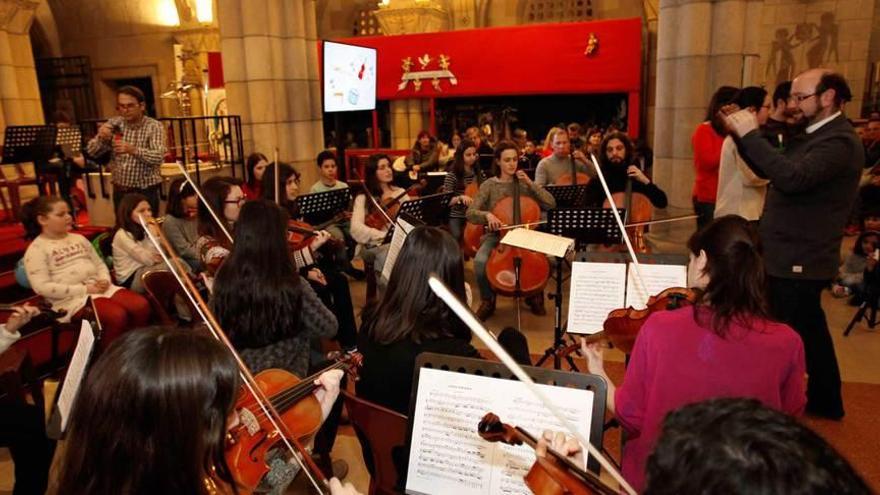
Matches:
[337,18,642,100]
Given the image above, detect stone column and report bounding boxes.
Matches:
[0,0,43,134]
[217,0,324,186]
[0,0,42,200]
[651,0,763,245]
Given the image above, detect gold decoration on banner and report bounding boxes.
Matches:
[584,32,599,56]
[399,53,457,92]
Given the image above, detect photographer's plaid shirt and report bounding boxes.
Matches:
[87,116,166,188]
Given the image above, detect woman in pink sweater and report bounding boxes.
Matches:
[582,215,806,491]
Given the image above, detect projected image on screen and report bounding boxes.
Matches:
[323,41,377,113]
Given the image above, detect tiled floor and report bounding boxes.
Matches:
[1,237,878,494]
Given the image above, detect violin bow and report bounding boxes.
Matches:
[175,162,234,245]
[588,154,650,308]
[273,147,280,206]
[428,276,637,495]
[137,215,329,494]
[352,168,397,229]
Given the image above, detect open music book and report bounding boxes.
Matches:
[405,367,593,495]
[566,262,687,335]
[381,213,419,281]
[499,228,574,258]
[48,320,97,438]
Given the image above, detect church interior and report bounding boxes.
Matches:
[1,0,880,493]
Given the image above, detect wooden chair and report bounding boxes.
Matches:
[364,259,378,305]
[341,390,408,495]
[141,270,196,325]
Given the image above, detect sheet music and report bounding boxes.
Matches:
[406,368,593,495]
[624,263,687,310]
[566,262,626,335]
[55,321,96,432]
[500,228,574,258]
[381,215,417,281]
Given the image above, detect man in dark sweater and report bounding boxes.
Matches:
[724,69,863,420]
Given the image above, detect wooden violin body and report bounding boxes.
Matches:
[364,190,408,230]
[478,413,619,495]
[226,368,323,491]
[573,287,697,356]
[287,219,344,252]
[486,195,550,297]
[462,180,484,258]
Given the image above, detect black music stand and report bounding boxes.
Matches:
[546,184,589,208]
[294,187,352,226]
[397,191,454,226]
[406,353,608,480]
[418,172,448,195]
[1,125,57,165]
[537,208,625,370]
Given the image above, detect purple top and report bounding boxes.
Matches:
[615,306,806,491]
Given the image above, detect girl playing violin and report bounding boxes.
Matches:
[50,326,357,495]
[111,193,167,293]
[357,226,480,415]
[210,200,346,484]
[21,196,151,346]
[196,176,244,277]
[466,141,556,320]
[441,138,478,243]
[162,177,201,271]
[351,153,412,280]
[581,215,806,491]
[261,163,359,352]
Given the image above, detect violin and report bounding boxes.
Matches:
[462,167,486,258]
[226,352,362,491]
[287,219,345,252]
[364,188,410,230]
[478,413,619,495]
[0,302,66,321]
[485,175,550,297]
[561,287,698,358]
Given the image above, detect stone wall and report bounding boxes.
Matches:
[755,0,876,118]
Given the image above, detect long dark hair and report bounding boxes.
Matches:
[20,195,66,240]
[359,153,391,212]
[245,152,267,189]
[260,162,301,217]
[687,215,771,335]
[52,326,241,495]
[706,86,740,134]
[599,131,634,168]
[114,193,150,241]
[450,138,477,188]
[197,176,241,249]
[361,226,470,345]
[211,200,303,348]
[734,86,768,112]
[166,178,197,219]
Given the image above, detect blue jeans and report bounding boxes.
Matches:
[474,234,499,301]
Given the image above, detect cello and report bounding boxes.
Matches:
[554,150,590,186]
[484,173,550,299]
[601,173,653,253]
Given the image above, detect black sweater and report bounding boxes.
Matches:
[355,333,480,414]
[738,114,863,280]
[584,164,668,209]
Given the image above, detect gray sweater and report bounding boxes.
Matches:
[738,114,863,280]
[466,177,556,224]
[534,153,591,186]
[161,215,201,271]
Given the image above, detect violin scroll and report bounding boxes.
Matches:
[477,413,524,446]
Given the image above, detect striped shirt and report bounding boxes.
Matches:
[87,116,166,188]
